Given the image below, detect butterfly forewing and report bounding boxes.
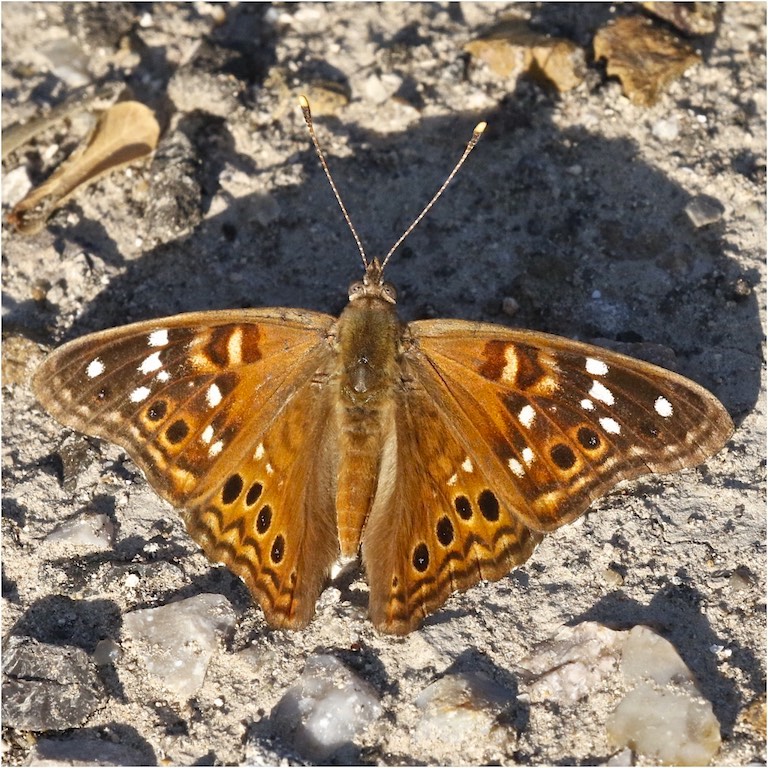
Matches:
[409,319,733,532]
[34,308,343,628]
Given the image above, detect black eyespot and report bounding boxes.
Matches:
[246,482,263,506]
[455,495,472,520]
[256,505,272,534]
[577,427,600,449]
[221,474,243,505]
[392,575,399,588]
[166,419,189,444]
[550,443,577,470]
[478,490,499,522]
[147,400,167,421]
[436,516,454,546]
[271,534,285,564]
[412,543,429,572]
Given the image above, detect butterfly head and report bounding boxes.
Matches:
[349,259,397,305]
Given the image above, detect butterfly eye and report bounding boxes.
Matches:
[381,282,397,304]
[348,281,365,300]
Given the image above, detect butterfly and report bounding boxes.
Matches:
[33,97,733,635]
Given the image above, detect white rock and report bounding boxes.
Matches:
[276,657,378,756]
[517,622,722,765]
[414,672,514,749]
[685,195,725,227]
[122,594,236,699]
[45,513,115,549]
[515,622,624,703]
[271,654,382,761]
[651,116,680,141]
[607,683,721,766]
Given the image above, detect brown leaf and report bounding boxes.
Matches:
[8,101,160,235]
[593,16,701,107]
[465,18,586,93]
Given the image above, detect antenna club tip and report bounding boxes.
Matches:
[299,94,310,109]
[474,121,488,135]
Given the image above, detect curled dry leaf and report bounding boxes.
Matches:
[465,18,586,93]
[8,101,160,235]
[593,16,701,107]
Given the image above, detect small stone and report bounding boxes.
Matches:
[501,296,519,317]
[728,566,754,591]
[45,513,115,549]
[271,654,382,761]
[606,683,721,766]
[28,733,153,766]
[93,638,122,666]
[414,672,515,751]
[122,594,236,699]
[515,622,624,703]
[685,195,725,227]
[603,566,625,587]
[2,636,105,731]
[651,115,680,141]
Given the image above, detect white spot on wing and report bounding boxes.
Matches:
[206,383,222,408]
[86,358,105,378]
[599,416,621,434]
[501,345,518,383]
[447,473,458,486]
[156,370,170,383]
[129,386,151,403]
[654,396,673,418]
[201,425,214,444]
[139,351,163,374]
[580,398,595,411]
[518,404,536,428]
[586,358,609,376]
[209,440,224,457]
[254,443,265,460]
[148,329,169,347]
[227,328,243,365]
[522,447,535,465]
[265,463,274,475]
[589,380,615,406]
[508,458,525,477]
[462,457,474,473]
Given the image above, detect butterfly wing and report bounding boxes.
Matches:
[34,309,341,629]
[363,319,733,634]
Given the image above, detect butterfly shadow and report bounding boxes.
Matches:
[23,78,760,425]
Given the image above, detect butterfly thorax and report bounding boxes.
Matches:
[333,269,403,557]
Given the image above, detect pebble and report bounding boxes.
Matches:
[517,622,722,765]
[45,513,115,549]
[651,115,681,141]
[414,672,516,753]
[271,654,382,761]
[1,636,105,731]
[27,733,153,766]
[121,594,236,699]
[685,195,726,227]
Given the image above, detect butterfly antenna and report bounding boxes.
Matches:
[299,95,368,269]
[380,119,487,270]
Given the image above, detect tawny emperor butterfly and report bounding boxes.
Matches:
[33,97,733,635]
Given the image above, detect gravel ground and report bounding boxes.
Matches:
[2,3,765,766]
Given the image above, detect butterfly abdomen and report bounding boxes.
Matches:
[334,296,402,556]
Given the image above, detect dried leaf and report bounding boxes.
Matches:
[8,101,160,235]
[465,18,586,93]
[642,2,719,36]
[593,16,701,107]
